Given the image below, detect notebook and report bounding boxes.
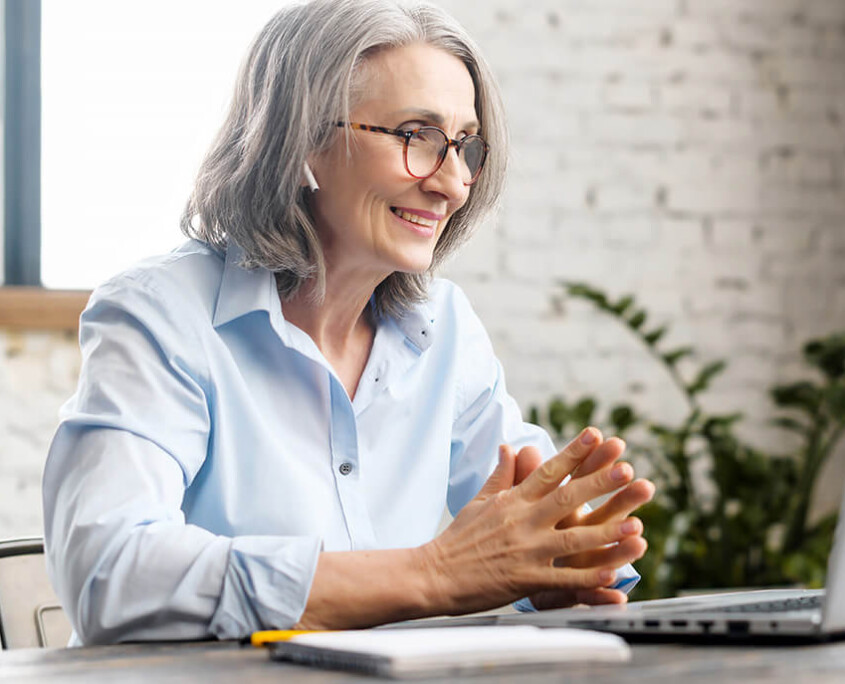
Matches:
[268,625,630,678]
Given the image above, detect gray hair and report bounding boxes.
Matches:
[181,0,508,317]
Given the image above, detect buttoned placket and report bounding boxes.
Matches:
[267,292,435,552]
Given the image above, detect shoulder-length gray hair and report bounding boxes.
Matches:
[181,0,507,318]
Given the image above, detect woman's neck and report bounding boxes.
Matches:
[284,268,382,348]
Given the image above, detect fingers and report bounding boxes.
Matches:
[517,427,603,501]
[475,445,516,499]
[572,587,629,606]
[513,445,543,486]
[552,565,618,589]
[569,437,626,479]
[533,459,635,526]
[532,587,628,611]
[579,479,655,527]
[547,517,644,560]
[554,532,648,570]
[550,438,630,529]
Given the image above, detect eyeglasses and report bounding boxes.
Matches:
[336,122,489,186]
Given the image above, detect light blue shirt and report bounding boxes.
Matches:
[43,239,638,645]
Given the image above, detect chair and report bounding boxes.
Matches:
[0,537,72,649]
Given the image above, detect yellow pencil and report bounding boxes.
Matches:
[250,629,325,647]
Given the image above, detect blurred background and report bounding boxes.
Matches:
[1,0,843,596]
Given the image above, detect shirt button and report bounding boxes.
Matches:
[339,462,353,476]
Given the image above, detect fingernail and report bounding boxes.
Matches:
[498,445,507,464]
[621,519,638,534]
[599,569,616,584]
[611,464,630,482]
[580,429,597,445]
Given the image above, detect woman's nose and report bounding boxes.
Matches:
[421,147,470,204]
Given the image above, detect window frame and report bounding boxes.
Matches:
[1,0,89,332]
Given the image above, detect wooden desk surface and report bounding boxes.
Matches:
[3,639,845,683]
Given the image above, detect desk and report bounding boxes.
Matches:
[3,639,845,683]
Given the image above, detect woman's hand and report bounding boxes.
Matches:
[507,436,654,609]
[419,428,653,615]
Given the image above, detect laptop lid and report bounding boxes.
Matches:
[821,488,845,632]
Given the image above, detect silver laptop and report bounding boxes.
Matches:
[492,490,845,642]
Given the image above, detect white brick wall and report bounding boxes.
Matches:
[2,0,844,536]
[0,331,80,537]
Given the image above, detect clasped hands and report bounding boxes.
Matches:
[422,427,655,614]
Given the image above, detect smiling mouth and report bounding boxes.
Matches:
[390,207,439,228]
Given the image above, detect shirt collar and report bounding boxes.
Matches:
[212,242,277,328]
[213,242,437,353]
[393,299,436,354]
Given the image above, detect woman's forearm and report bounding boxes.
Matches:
[295,546,440,629]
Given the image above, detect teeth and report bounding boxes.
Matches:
[393,208,437,228]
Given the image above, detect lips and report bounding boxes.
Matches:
[390,207,442,228]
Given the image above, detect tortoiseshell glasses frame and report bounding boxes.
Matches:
[336,121,489,186]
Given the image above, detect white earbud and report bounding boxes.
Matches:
[303,162,320,192]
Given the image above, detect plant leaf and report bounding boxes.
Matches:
[704,413,744,430]
[824,384,845,417]
[803,334,845,381]
[572,397,596,427]
[609,404,638,433]
[565,282,608,308]
[663,347,694,366]
[770,416,810,435]
[687,360,727,395]
[612,295,635,315]
[771,381,821,414]
[628,310,647,330]
[548,398,569,437]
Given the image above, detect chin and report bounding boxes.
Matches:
[397,253,435,275]
[381,246,435,275]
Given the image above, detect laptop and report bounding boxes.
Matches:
[403,492,845,643]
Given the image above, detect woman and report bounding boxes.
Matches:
[43,0,654,645]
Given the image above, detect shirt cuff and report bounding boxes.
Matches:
[209,535,321,639]
[513,596,537,613]
[612,563,641,594]
[512,563,641,613]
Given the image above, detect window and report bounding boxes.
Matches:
[3,0,41,286]
[4,0,292,291]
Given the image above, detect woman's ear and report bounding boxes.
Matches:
[302,162,320,192]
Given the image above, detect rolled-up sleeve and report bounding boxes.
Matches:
[43,275,320,644]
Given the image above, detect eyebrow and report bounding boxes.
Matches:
[389,108,480,131]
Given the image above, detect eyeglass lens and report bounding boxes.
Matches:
[406,128,486,184]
